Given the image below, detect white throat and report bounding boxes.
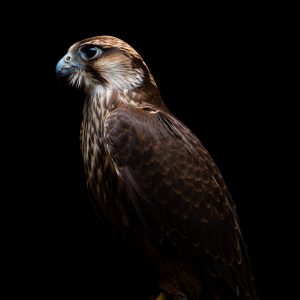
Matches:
[87,84,140,115]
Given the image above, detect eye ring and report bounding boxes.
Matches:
[79,45,102,60]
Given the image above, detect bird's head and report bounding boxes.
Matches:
[56,36,157,95]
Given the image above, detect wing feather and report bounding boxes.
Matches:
[104,105,256,298]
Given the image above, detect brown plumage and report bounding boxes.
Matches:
[56,35,258,299]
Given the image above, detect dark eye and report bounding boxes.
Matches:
[79,45,102,60]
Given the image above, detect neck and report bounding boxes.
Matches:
[86,85,136,113]
[85,81,166,116]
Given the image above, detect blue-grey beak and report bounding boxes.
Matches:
[56,53,80,77]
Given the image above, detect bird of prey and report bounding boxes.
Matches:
[56,35,258,300]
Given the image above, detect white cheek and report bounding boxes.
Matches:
[98,58,144,91]
[110,68,144,90]
[126,69,144,88]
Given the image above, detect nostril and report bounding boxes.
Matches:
[65,56,71,62]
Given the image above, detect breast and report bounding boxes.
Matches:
[80,98,131,227]
[81,100,104,187]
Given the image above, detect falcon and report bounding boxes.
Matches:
[56,35,258,300]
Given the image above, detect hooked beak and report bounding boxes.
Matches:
[56,53,81,78]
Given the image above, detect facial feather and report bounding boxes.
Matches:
[93,52,144,90]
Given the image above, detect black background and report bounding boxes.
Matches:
[3,4,295,299]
